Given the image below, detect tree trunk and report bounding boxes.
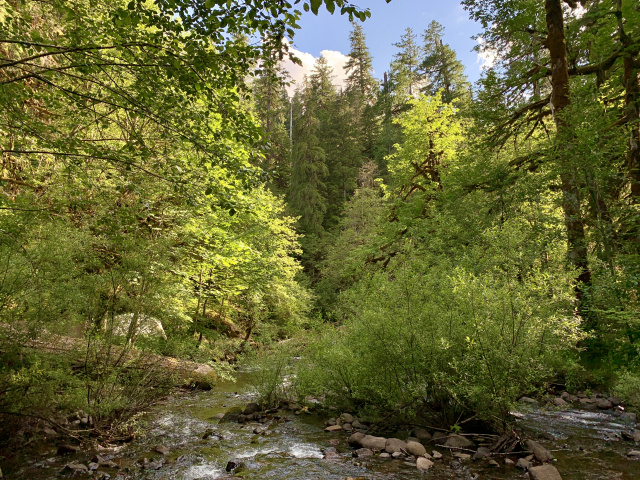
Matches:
[545,0,592,305]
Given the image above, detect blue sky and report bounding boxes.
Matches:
[283,0,486,92]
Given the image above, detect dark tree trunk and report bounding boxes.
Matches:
[545,0,592,305]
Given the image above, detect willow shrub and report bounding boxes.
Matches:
[297,220,582,430]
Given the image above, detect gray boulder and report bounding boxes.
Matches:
[348,432,365,447]
[525,439,554,463]
[360,435,387,450]
[528,465,563,480]
[413,428,432,441]
[353,448,373,458]
[473,447,491,461]
[384,438,408,454]
[340,413,354,424]
[444,434,474,448]
[416,457,434,471]
[405,440,427,456]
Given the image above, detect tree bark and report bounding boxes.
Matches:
[545,0,592,305]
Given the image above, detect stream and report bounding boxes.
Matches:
[6,372,640,479]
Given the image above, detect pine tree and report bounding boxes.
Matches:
[389,28,424,99]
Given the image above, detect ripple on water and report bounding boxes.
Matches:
[180,463,225,480]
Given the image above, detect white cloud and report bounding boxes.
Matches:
[282,46,349,97]
[476,36,497,71]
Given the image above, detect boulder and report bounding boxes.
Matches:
[342,423,353,432]
[243,403,261,415]
[609,396,623,406]
[596,398,613,410]
[633,430,640,444]
[505,458,515,466]
[405,441,427,457]
[444,434,474,448]
[348,432,365,447]
[525,439,554,463]
[391,451,404,459]
[528,465,563,480]
[384,438,408,454]
[553,397,568,407]
[219,407,243,424]
[322,447,341,460]
[324,425,343,432]
[416,457,434,471]
[340,413,354,424]
[413,428,432,441]
[488,459,500,468]
[518,397,537,405]
[352,420,364,429]
[225,459,243,473]
[379,453,391,459]
[360,435,387,450]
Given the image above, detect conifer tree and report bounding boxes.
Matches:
[421,21,471,106]
[389,28,424,99]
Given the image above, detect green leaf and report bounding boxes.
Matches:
[310,0,322,15]
[325,0,335,14]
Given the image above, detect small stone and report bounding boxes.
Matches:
[416,457,434,471]
[473,447,491,460]
[452,452,471,461]
[43,427,58,437]
[61,463,89,474]
[352,420,363,429]
[154,445,170,455]
[326,418,337,426]
[432,431,448,444]
[518,397,537,405]
[528,464,563,480]
[322,447,341,460]
[432,450,443,460]
[392,451,404,459]
[89,462,100,471]
[516,458,531,470]
[406,440,427,456]
[633,430,640,444]
[628,449,640,458]
[342,423,353,432]
[488,459,500,468]
[379,453,391,459]
[353,448,373,458]
[324,425,343,432]
[609,396,623,406]
[505,458,515,466]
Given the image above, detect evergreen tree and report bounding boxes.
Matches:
[389,28,424,99]
[421,21,471,106]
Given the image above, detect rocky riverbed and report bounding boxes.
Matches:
[1,375,639,479]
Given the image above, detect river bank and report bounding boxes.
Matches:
[1,372,639,479]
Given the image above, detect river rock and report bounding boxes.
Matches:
[322,447,341,459]
[413,428,432,441]
[505,458,515,465]
[326,418,337,426]
[516,457,531,470]
[43,427,58,437]
[452,452,471,461]
[348,432,365,446]
[154,445,170,455]
[89,462,99,471]
[633,430,640,444]
[488,459,500,468]
[432,450,443,460]
[361,435,387,450]
[528,465,563,480]
[519,397,537,405]
[226,459,243,472]
[379,452,391,459]
[219,407,243,423]
[353,448,374,458]
[609,396,623,406]
[352,420,364,429]
[61,463,89,474]
[405,440,427,456]
[525,439,554,462]
[324,425,342,432]
[92,455,119,469]
[596,398,613,410]
[342,423,353,432]
[473,447,491,460]
[340,413,354,424]
[392,451,405,459]
[627,449,640,458]
[553,397,569,407]
[243,403,260,415]
[385,438,407,454]
[444,434,474,448]
[416,457,434,471]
